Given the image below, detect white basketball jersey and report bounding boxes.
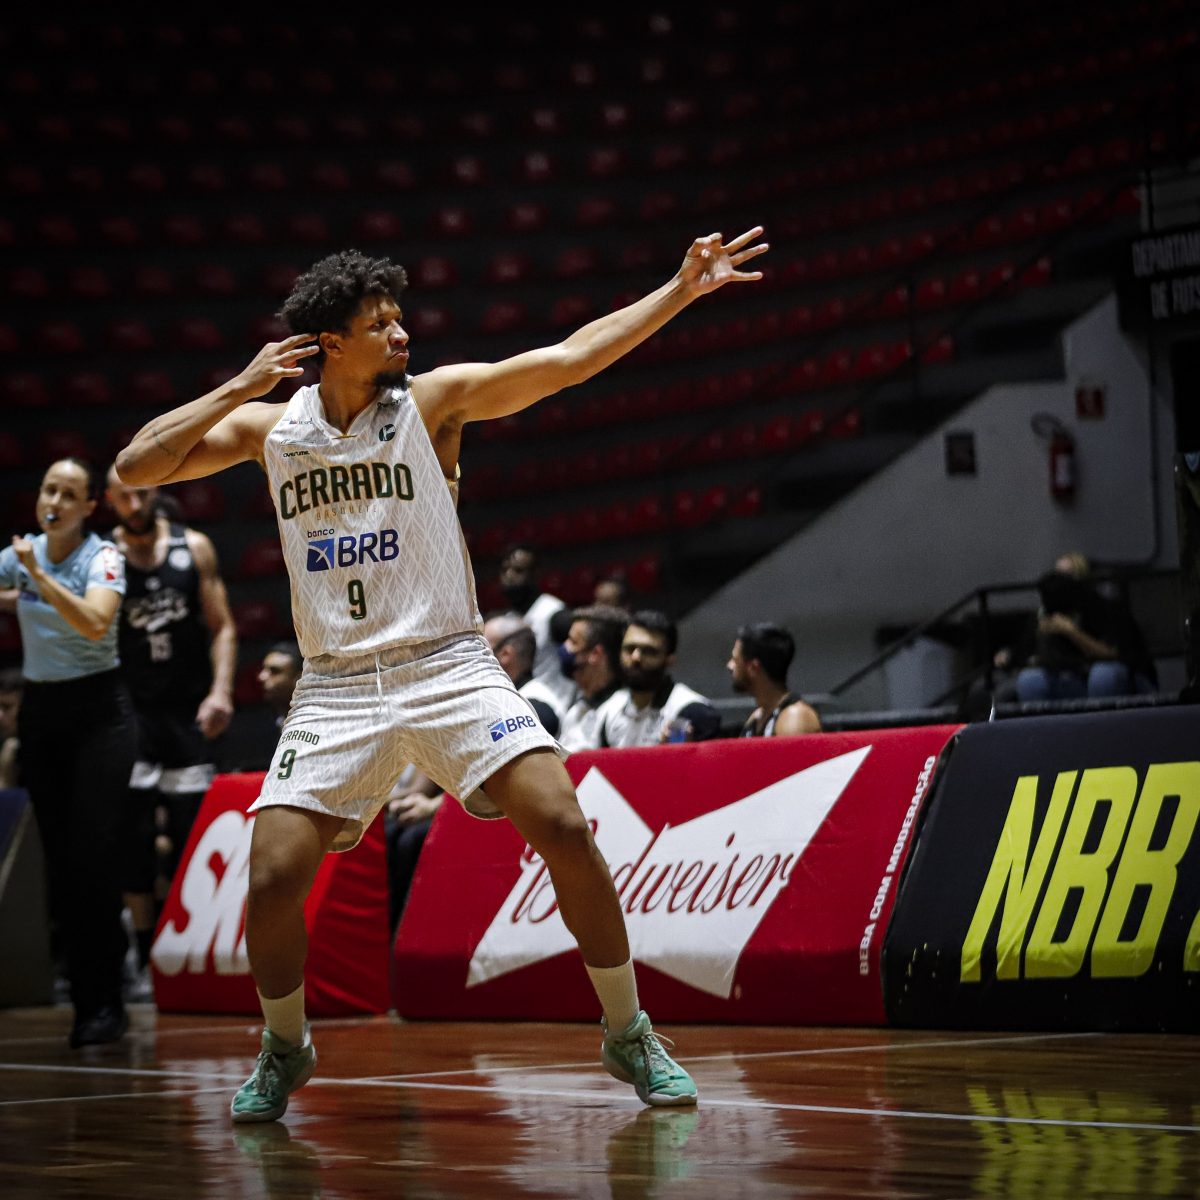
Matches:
[263,381,481,659]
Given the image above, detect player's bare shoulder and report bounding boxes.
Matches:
[237,400,294,465]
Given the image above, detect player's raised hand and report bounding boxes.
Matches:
[676,226,768,295]
[232,334,320,399]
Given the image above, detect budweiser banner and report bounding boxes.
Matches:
[152,773,391,1016]
[394,729,960,1024]
[884,708,1200,1031]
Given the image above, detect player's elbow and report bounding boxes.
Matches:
[114,445,169,488]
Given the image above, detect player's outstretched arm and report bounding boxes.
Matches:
[413,227,768,428]
[115,336,320,487]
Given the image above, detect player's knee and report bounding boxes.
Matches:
[247,849,309,914]
[528,803,595,864]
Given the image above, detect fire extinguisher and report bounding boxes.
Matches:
[1049,430,1077,502]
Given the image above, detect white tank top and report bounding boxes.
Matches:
[262,381,481,659]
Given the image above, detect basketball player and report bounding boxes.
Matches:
[105,466,237,991]
[115,226,768,1121]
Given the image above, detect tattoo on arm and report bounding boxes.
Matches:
[150,423,182,461]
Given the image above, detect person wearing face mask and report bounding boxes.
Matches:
[594,611,721,748]
[0,458,135,1047]
[497,544,575,711]
[557,605,628,752]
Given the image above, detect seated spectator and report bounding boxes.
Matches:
[595,610,720,746]
[497,544,574,709]
[0,668,21,788]
[593,574,631,613]
[727,623,822,736]
[385,764,443,934]
[484,613,563,735]
[1013,554,1157,702]
[558,605,628,751]
[218,642,303,772]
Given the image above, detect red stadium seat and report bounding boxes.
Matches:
[2,372,50,407]
[554,246,599,279]
[37,215,80,246]
[66,267,113,300]
[505,202,547,234]
[517,151,555,184]
[41,430,92,462]
[132,265,175,297]
[10,267,50,299]
[697,485,730,523]
[311,161,353,191]
[431,206,474,237]
[627,553,661,594]
[479,300,529,335]
[730,485,764,518]
[128,371,177,408]
[162,214,206,245]
[409,307,452,340]
[376,161,417,191]
[412,256,459,289]
[357,211,404,241]
[239,538,286,578]
[37,321,86,354]
[195,264,238,296]
[548,295,595,328]
[172,318,224,352]
[173,479,226,523]
[108,319,155,353]
[486,251,533,286]
[288,212,330,242]
[63,371,112,406]
[224,213,268,244]
[231,599,281,639]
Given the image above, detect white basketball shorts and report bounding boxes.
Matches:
[250,632,564,851]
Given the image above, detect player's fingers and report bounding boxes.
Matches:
[729,243,769,265]
[724,226,765,252]
[729,269,765,281]
[280,332,317,346]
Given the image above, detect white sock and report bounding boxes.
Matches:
[258,983,306,1047]
[586,959,640,1032]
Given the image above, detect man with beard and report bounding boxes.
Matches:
[497,544,574,711]
[105,464,238,994]
[595,611,720,747]
[727,622,822,737]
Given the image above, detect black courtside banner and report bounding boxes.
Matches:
[883,707,1200,1031]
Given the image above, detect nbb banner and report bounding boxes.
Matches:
[151,773,391,1016]
[883,707,1200,1031]
[394,728,958,1024]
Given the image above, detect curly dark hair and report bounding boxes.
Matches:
[279,249,408,363]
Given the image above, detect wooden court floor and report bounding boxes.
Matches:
[0,1006,1198,1198]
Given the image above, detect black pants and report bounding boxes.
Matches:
[20,670,136,1018]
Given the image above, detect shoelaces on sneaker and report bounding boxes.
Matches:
[251,1050,284,1096]
[638,1031,676,1075]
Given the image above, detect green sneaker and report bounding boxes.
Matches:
[230,1026,317,1123]
[601,1010,698,1107]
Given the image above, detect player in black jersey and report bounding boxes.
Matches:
[105,465,238,991]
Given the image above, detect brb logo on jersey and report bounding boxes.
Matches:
[489,715,538,742]
[307,528,401,572]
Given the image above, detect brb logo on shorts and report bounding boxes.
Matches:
[307,528,400,572]
[489,715,538,742]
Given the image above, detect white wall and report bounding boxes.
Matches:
[680,295,1178,705]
